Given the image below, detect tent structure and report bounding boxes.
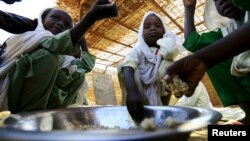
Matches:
[56,0,221,106]
[56,0,207,71]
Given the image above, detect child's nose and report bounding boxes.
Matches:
[56,20,65,28]
[149,26,157,31]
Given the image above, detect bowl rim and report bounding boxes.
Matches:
[0,106,222,141]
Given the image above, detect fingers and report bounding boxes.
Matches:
[127,103,144,122]
[99,2,118,17]
[184,84,197,97]
[33,18,38,24]
[174,91,184,98]
[23,19,38,29]
[164,59,180,82]
[31,18,38,29]
[91,0,118,20]
[163,74,172,83]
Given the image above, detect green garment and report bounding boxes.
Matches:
[231,0,250,11]
[183,31,250,106]
[8,31,95,113]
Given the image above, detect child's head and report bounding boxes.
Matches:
[213,0,244,20]
[142,14,165,47]
[41,8,73,35]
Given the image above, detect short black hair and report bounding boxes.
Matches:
[41,8,53,23]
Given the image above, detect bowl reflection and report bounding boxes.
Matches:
[0,106,222,141]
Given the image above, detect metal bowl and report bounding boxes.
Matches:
[0,106,222,141]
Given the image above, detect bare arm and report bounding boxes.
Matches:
[122,67,140,97]
[183,0,197,39]
[195,21,250,68]
[0,10,37,34]
[165,20,250,97]
[122,67,144,121]
[70,0,117,45]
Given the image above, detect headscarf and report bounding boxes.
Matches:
[0,16,53,77]
[135,11,169,82]
[0,8,75,110]
[134,11,171,105]
[0,14,52,110]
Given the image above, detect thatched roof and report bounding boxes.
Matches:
[56,0,206,71]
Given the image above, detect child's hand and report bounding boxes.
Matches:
[183,0,197,9]
[126,91,144,122]
[0,10,38,34]
[164,54,206,98]
[88,0,118,21]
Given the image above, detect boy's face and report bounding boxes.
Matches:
[213,0,244,19]
[143,14,164,47]
[43,9,73,35]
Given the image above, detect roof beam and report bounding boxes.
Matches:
[111,19,138,33]
[96,57,115,63]
[78,0,83,22]
[80,3,138,34]
[95,62,109,67]
[197,3,205,9]
[90,31,132,48]
[149,0,184,32]
[89,46,125,57]
[109,58,124,67]
[195,21,204,26]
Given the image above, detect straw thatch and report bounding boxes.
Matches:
[56,0,207,69]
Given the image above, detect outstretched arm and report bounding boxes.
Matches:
[122,67,144,122]
[165,20,250,97]
[195,21,250,68]
[70,0,117,45]
[0,10,38,34]
[183,0,197,39]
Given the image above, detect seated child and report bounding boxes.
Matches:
[0,0,117,113]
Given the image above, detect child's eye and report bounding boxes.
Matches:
[51,16,59,20]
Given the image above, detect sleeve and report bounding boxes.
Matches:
[119,48,139,70]
[71,51,96,73]
[174,82,213,109]
[56,51,95,87]
[41,30,80,56]
[52,52,96,107]
[183,30,223,52]
[231,0,250,11]
[192,82,213,109]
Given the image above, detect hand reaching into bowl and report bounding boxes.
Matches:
[126,90,144,123]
